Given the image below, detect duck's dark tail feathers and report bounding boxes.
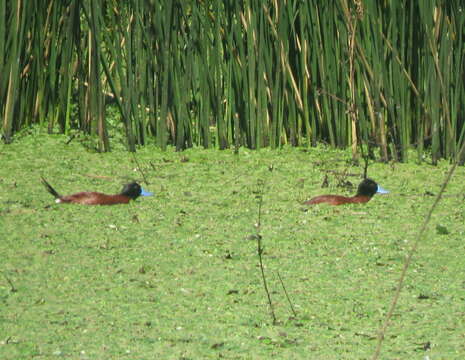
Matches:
[41,177,61,199]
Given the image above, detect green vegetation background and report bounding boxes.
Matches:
[2,1,464,163]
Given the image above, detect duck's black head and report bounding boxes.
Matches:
[120,182,153,199]
[356,178,389,197]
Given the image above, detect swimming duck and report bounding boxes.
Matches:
[304,178,388,205]
[41,177,153,205]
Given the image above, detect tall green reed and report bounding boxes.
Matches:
[1,0,463,162]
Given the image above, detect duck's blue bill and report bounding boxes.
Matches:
[376,185,389,194]
[141,188,153,196]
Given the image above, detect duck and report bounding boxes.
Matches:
[303,178,388,205]
[41,177,153,205]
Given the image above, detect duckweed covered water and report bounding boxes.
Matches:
[1,134,464,359]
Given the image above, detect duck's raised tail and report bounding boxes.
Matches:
[41,177,61,199]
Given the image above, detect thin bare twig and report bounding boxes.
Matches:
[277,271,297,318]
[130,152,149,185]
[1,272,17,293]
[254,179,276,325]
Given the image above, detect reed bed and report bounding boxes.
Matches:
[1,0,464,162]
